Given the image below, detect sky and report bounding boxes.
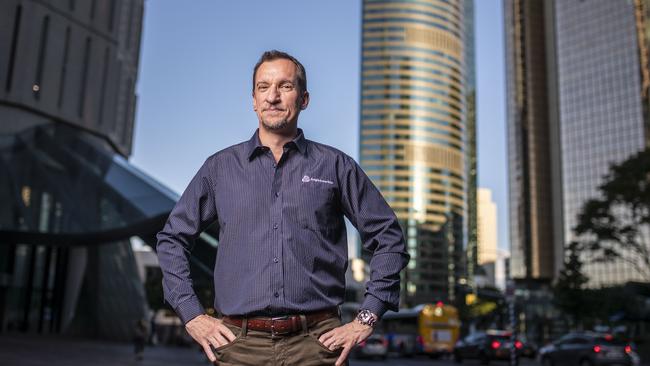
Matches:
[131,0,508,251]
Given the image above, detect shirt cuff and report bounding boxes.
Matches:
[175,296,205,324]
[360,294,389,319]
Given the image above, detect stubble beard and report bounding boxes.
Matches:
[261,117,291,131]
[259,99,302,131]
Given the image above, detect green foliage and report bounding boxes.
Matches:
[553,241,589,326]
[574,148,650,280]
[557,149,650,327]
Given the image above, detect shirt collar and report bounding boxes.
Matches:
[247,128,307,161]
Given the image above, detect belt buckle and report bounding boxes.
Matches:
[270,315,291,338]
[271,315,291,321]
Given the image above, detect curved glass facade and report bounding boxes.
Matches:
[360,0,473,305]
[0,0,217,341]
[0,122,219,340]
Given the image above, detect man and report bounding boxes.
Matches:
[156,50,409,366]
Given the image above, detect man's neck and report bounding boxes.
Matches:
[258,124,298,162]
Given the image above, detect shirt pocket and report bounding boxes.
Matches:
[298,183,336,236]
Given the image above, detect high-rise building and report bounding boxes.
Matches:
[0,0,141,155]
[494,248,510,290]
[463,0,478,290]
[505,0,650,287]
[360,0,475,305]
[504,0,560,283]
[477,188,497,266]
[0,0,217,340]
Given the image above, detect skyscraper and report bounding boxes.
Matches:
[0,0,217,340]
[0,0,141,155]
[477,188,497,266]
[360,0,475,305]
[477,188,498,287]
[463,0,478,290]
[504,0,560,283]
[505,0,650,287]
[0,0,145,339]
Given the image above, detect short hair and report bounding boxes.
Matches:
[252,50,307,94]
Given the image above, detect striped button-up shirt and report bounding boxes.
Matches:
[156,129,409,324]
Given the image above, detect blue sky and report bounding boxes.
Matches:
[131,0,508,251]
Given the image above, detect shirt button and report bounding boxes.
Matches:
[274,292,279,298]
[273,257,279,263]
[275,192,280,197]
[272,163,277,168]
[273,223,278,229]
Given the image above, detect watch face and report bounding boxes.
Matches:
[357,309,376,326]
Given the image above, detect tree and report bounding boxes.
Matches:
[554,241,590,327]
[573,148,650,280]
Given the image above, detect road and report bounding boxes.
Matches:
[3,334,647,366]
[1,333,538,366]
[350,355,539,366]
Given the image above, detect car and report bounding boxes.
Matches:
[384,333,417,357]
[538,332,640,366]
[353,334,388,360]
[518,336,538,358]
[453,330,522,364]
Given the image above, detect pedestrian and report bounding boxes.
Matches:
[156,50,409,366]
[148,310,157,346]
[133,319,147,361]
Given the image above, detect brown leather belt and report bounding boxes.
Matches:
[222,308,339,336]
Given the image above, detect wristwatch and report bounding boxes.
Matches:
[356,309,378,328]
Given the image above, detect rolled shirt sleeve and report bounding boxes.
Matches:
[338,155,410,318]
[156,158,218,324]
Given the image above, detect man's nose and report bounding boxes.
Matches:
[266,87,280,102]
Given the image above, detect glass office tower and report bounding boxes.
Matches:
[554,0,650,286]
[463,0,477,287]
[505,0,650,287]
[360,0,474,305]
[504,0,560,282]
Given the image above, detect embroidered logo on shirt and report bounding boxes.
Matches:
[302,175,333,185]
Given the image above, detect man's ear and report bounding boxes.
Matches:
[300,91,310,110]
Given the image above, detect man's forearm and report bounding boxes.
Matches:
[155,159,218,323]
[363,249,409,317]
[157,231,205,324]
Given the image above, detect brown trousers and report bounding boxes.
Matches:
[214,316,348,366]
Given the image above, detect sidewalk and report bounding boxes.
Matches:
[0,334,209,366]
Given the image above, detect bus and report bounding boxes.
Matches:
[380,302,461,358]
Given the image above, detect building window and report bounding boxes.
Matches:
[33,16,50,100]
[78,37,92,118]
[108,0,118,31]
[112,61,123,128]
[5,5,22,92]
[126,0,134,50]
[90,0,96,20]
[122,78,133,144]
[98,47,110,126]
[57,27,71,108]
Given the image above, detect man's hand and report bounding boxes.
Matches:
[185,314,237,363]
[318,319,374,366]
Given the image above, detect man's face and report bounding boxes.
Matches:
[253,59,309,131]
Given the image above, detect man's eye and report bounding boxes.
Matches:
[258,85,268,91]
[280,84,294,91]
